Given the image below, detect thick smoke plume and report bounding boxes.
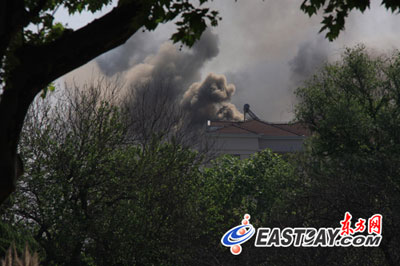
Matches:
[182,73,242,124]
[108,29,219,92]
[289,36,330,84]
[96,29,242,127]
[64,1,400,124]
[97,31,160,76]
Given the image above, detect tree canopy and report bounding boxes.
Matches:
[301,0,400,40]
[3,45,400,265]
[0,0,220,204]
[294,46,400,265]
[2,0,400,205]
[1,80,297,264]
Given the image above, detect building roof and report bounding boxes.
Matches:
[207,120,311,137]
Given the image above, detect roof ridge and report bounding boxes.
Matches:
[256,120,301,136]
[230,123,259,135]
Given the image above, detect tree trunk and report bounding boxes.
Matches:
[0,0,148,205]
[0,83,30,204]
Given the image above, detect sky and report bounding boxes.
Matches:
[59,0,400,123]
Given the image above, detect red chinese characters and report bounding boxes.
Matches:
[355,218,366,233]
[340,212,354,236]
[368,214,382,235]
[339,212,382,236]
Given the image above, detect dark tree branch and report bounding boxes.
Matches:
[0,0,23,57]
[0,0,154,205]
[0,0,45,59]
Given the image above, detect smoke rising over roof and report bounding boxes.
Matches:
[203,0,400,122]
[94,29,242,126]
[182,73,242,124]
[59,0,400,125]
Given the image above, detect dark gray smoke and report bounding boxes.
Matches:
[65,0,400,125]
[222,36,332,122]
[289,36,331,84]
[122,29,219,93]
[97,31,160,76]
[97,29,242,126]
[182,73,242,124]
[224,60,294,122]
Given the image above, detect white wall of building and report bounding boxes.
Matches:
[208,133,305,159]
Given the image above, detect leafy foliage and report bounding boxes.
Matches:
[0,0,221,207]
[0,221,39,261]
[8,50,400,264]
[294,46,400,265]
[5,80,298,264]
[300,0,400,40]
[21,0,220,47]
[196,151,301,265]
[7,81,207,265]
[1,244,39,266]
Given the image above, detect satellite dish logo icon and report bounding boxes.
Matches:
[221,214,256,255]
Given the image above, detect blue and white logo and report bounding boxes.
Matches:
[221,214,256,255]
